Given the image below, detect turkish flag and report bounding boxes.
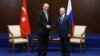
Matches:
[20,0,31,38]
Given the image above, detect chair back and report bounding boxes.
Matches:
[73,25,87,38]
[8,25,21,38]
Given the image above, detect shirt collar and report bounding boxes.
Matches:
[61,14,65,18]
[43,10,47,14]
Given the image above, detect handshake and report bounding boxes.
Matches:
[46,25,51,29]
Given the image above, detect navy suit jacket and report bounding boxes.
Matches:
[37,11,51,34]
[53,15,72,36]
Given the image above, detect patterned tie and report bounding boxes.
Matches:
[60,16,63,24]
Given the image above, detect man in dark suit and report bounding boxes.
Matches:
[52,7,72,56]
[37,3,51,56]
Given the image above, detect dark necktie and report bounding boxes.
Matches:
[60,16,63,24]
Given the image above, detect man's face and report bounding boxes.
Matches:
[43,3,49,11]
[59,8,65,15]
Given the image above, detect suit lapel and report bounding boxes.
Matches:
[47,13,49,22]
[42,11,49,22]
[62,15,66,23]
[60,15,66,24]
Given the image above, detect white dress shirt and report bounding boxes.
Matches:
[44,11,48,21]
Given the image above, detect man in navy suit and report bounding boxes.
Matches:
[52,7,72,56]
[37,3,51,56]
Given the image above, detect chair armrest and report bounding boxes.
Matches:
[21,28,29,35]
[21,30,29,35]
[21,30,29,40]
[9,32,13,38]
[25,35,29,41]
[80,32,85,43]
[81,32,85,39]
[9,32,14,43]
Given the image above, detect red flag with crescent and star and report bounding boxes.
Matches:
[20,0,31,38]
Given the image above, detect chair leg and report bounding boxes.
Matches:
[8,43,11,51]
[84,43,86,49]
[30,41,33,52]
[31,41,34,52]
[12,43,14,55]
[70,44,74,51]
[27,42,29,52]
[83,43,86,51]
[80,44,82,54]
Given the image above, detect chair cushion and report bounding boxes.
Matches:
[52,38,60,40]
[9,38,28,44]
[70,38,85,44]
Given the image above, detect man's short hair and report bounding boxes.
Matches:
[43,3,49,6]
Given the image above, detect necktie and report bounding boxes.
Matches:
[45,12,48,21]
[60,16,63,24]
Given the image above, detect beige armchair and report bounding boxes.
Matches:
[70,25,87,53]
[7,25,29,53]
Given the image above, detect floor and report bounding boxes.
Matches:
[0,33,100,56]
[0,48,100,56]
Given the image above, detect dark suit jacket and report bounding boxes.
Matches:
[53,15,72,36]
[37,11,51,34]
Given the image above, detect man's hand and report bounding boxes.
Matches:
[46,25,51,29]
[68,34,71,37]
